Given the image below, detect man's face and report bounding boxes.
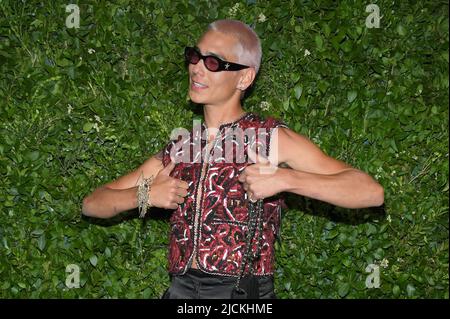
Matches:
[188,30,243,106]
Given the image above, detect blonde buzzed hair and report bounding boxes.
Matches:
[207,19,262,74]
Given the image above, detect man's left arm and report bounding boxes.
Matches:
[239,127,384,209]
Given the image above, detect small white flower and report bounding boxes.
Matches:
[228,3,240,16]
[386,215,392,223]
[258,13,266,23]
[67,104,73,115]
[88,48,96,54]
[94,115,102,123]
[93,122,99,132]
[259,101,270,111]
[304,49,311,57]
[380,258,389,268]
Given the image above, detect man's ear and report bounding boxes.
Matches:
[237,67,256,91]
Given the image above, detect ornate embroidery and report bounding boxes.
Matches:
[161,112,288,276]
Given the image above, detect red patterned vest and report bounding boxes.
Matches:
[160,112,288,277]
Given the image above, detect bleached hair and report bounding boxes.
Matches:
[207,19,262,74]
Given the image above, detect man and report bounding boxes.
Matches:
[82,19,384,299]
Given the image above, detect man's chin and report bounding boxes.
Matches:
[189,92,207,105]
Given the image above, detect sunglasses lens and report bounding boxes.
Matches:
[204,57,219,71]
[185,47,223,72]
[186,48,199,64]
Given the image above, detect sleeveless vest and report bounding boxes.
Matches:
[160,112,288,277]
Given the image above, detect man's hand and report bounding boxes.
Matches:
[238,147,288,201]
[149,161,189,210]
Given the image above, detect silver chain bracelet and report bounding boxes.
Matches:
[137,176,154,218]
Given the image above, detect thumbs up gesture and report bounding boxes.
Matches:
[238,146,286,202]
[149,161,189,210]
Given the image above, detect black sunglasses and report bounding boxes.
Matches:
[184,46,250,72]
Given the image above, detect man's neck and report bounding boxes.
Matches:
[203,103,246,132]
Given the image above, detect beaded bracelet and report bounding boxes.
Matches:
[137,176,154,218]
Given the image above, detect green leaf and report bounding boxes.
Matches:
[338,283,350,298]
[18,282,27,289]
[105,247,111,258]
[283,98,290,111]
[89,255,98,267]
[284,282,291,291]
[315,34,323,50]
[26,151,40,161]
[37,235,46,251]
[143,287,152,298]
[343,259,352,267]
[31,229,45,237]
[390,139,398,152]
[327,229,339,240]
[392,285,401,297]
[294,85,303,100]
[397,24,406,36]
[431,106,438,114]
[347,91,357,103]
[406,284,416,297]
[83,122,94,132]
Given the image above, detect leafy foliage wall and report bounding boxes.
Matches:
[0,0,448,298]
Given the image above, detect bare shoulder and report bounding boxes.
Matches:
[273,127,352,174]
[273,127,319,162]
[276,127,313,147]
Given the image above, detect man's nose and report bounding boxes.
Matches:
[190,59,207,75]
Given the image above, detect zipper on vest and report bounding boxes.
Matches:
[185,128,217,272]
[184,116,247,273]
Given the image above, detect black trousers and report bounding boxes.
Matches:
[162,268,276,299]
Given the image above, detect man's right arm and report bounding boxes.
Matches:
[81,155,165,219]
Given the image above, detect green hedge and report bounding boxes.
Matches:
[0,0,448,298]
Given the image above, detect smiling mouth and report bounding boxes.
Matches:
[191,80,208,89]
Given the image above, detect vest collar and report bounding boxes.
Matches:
[201,112,255,131]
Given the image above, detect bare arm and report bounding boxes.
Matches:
[280,167,384,209]
[82,153,189,219]
[239,127,384,209]
[81,155,164,219]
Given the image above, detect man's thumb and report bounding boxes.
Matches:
[248,144,269,165]
[162,160,176,175]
